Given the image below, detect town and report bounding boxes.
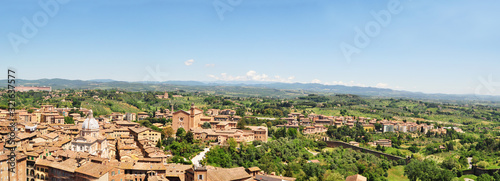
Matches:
[1,86,491,181]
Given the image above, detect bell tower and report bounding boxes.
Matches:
[190,103,195,128]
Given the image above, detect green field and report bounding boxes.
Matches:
[387,166,408,181]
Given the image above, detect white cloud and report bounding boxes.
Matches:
[184,59,194,66]
[208,72,398,89]
[324,80,366,87]
[375,83,389,88]
[207,70,296,83]
[205,64,215,67]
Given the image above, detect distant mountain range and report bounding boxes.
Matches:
[1,78,499,102]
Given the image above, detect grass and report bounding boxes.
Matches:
[486,164,500,169]
[387,166,408,181]
[322,147,336,152]
[457,174,477,180]
[384,147,412,157]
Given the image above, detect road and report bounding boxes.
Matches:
[307,148,318,156]
[191,147,210,166]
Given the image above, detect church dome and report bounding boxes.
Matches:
[82,110,99,130]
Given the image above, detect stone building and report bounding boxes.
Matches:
[70,110,109,158]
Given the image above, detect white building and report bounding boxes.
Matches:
[70,110,109,158]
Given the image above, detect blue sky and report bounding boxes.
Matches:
[1,0,500,95]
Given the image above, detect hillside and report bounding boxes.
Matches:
[2,79,500,103]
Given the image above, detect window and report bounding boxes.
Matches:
[111,171,115,176]
[198,175,204,180]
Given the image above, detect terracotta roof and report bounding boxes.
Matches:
[207,167,252,181]
[255,174,296,181]
[36,159,53,167]
[346,174,367,181]
[129,127,156,134]
[75,162,113,178]
[247,167,261,172]
[50,158,78,173]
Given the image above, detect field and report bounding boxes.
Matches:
[387,166,408,181]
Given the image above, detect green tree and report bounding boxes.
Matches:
[477,173,494,181]
[493,171,500,181]
[408,145,419,153]
[441,157,461,170]
[185,131,194,143]
[405,159,455,181]
[156,138,162,148]
[287,128,299,139]
[64,116,74,124]
[176,128,186,141]
[202,122,212,129]
[227,138,237,152]
[236,107,246,117]
[164,127,174,138]
[323,170,344,181]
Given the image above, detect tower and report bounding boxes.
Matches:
[190,103,195,128]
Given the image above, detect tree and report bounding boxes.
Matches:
[227,138,237,152]
[477,173,494,181]
[374,123,383,131]
[408,145,419,153]
[164,127,175,138]
[236,107,246,117]
[237,120,247,130]
[64,117,74,124]
[441,157,461,170]
[186,131,194,143]
[202,122,212,129]
[404,159,455,181]
[287,128,299,139]
[176,128,186,141]
[477,161,489,169]
[322,170,344,181]
[493,171,500,181]
[156,138,162,148]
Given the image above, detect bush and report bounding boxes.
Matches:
[477,161,489,168]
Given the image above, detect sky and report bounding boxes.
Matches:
[1,0,500,95]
